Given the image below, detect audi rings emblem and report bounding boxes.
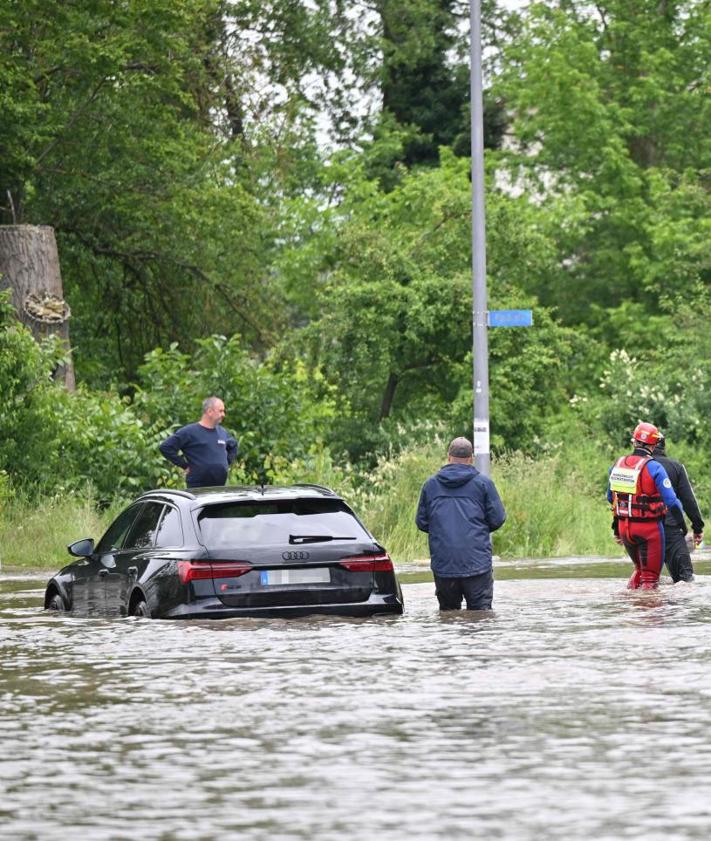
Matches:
[282,550,310,561]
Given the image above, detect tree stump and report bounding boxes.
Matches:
[0,225,75,390]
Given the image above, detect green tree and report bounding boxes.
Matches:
[361,0,510,176]
[0,0,279,383]
[278,150,583,458]
[1,1,368,386]
[495,0,711,328]
[377,0,470,166]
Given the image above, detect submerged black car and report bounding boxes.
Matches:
[44,484,404,619]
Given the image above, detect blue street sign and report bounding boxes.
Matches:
[488,309,533,328]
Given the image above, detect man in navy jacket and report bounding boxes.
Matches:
[159,396,238,488]
[416,437,506,610]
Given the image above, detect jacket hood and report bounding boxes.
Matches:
[435,462,479,487]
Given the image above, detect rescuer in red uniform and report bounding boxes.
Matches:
[608,422,683,590]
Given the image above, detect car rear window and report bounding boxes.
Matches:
[196,498,370,549]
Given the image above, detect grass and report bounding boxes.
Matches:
[492,448,614,559]
[358,441,615,561]
[357,444,435,561]
[0,492,117,572]
[1,441,620,571]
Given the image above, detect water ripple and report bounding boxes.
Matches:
[2,574,711,840]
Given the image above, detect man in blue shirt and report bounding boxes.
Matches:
[416,437,506,610]
[159,396,238,488]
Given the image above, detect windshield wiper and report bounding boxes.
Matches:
[289,534,357,545]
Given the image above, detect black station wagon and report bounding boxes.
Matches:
[44,484,404,619]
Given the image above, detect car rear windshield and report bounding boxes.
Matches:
[196,498,371,549]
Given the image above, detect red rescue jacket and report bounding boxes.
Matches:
[610,455,667,521]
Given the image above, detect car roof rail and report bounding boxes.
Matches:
[139,488,196,500]
[290,483,338,496]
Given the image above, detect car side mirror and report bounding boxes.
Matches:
[68,538,95,557]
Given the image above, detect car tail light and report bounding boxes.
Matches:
[178,560,253,584]
[339,553,393,572]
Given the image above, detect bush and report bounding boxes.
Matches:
[575,294,711,452]
[134,335,338,484]
[0,300,338,498]
[52,389,173,498]
[0,292,66,486]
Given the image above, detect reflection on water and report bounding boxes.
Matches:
[3,568,711,840]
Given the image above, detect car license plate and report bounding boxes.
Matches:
[260,568,330,586]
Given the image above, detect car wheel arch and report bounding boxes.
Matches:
[128,586,151,618]
[45,584,68,611]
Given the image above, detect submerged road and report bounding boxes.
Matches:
[2,567,711,840]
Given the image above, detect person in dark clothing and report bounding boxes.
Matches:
[416,436,506,611]
[652,435,704,583]
[159,396,238,488]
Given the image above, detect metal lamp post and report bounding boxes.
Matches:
[469,0,490,476]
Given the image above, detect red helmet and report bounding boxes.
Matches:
[632,422,661,447]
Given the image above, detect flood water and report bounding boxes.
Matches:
[3,561,711,840]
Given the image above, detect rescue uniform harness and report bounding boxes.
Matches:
[609,455,667,521]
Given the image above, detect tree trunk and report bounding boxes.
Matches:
[0,225,75,390]
[379,371,399,421]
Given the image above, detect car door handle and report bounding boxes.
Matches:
[98,569,109,578]
[127,566,138,577]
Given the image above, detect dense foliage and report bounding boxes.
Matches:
[1,1,710,553]
[0,292,335,498]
